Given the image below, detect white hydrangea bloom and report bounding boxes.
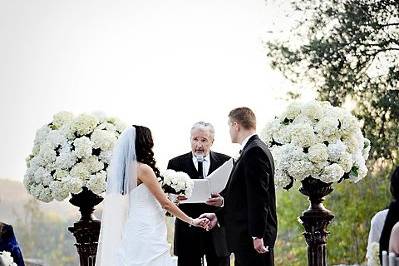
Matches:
[319,164,344,183]
[91,129,117,151]
[261,120,281,145]
[97,122,117,132]
[86,171,107,194]
[338,152,353,173]
[34,167,51,184]
[38,186,53,202]
[63,176,84,194]
[73,137,93,159]
[55,151,77,170]
[278,144,306,171]
[82,156,104,173]
[273,125,292,145]
[349,153,368,182]
[59,124,75,140]
[342,133,362,154]
[287,160,314,181]
[283,102,302,120]
[327,140,347,162]
[292,114,314,127]
[52,111,74,129]
[339,113,360,137]
[47,130,67,148]
[49,181,69,201]
[38,143,57,165]
[302,101,323,121]
[54,169,69,180]
[70,163,91,180]
[315,117,339,142]
[290,124,316,148]
[71,113,99,136]
[99,150,112,165]
[311,161,329,177]
[34,125,51,146]
[274,170,292,189]
[308,143,328,163]
[31,144,41,156]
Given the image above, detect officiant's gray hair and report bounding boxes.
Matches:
[191,121,215,139]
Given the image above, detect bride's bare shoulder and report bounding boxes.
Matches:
[137,163,155,176]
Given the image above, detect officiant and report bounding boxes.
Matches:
[167,121,231,266]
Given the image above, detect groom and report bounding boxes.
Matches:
[202,107,277,266]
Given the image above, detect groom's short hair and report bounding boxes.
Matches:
[229,107,256,130]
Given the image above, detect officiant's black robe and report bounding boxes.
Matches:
[167,151,230,264]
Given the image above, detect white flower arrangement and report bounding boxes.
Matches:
[24,111,127,202]
[261,100,370,189]
[367,242,381,266]
[0,251,17,266]
[158,169,194,198]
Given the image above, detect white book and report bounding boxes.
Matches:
[182,158,234,204]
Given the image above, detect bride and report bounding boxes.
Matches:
[96,125,209,266]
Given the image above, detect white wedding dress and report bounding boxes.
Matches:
[115,183,177,266]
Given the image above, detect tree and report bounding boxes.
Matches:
[13,199,78,266]
[267,0,399,162]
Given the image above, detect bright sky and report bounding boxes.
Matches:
[0,0,315,181]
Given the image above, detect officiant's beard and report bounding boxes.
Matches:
[194,150,207,157]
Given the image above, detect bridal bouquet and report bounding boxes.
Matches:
[0,251,17,266]
[158,169,194,198]
[262,100,370,189]
[24,111,126,202]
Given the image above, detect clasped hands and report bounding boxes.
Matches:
[191,193,268,254]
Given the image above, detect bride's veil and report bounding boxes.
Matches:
[96,126,137,266]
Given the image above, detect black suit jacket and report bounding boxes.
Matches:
[220,135,277,252]
[167,151,231,257]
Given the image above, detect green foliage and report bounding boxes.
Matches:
[13,199,78,266]
[267,0,399,162]
[274,165,393,265]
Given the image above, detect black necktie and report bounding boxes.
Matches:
[198,161,204,178]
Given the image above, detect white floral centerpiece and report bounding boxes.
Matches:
[262,100,371,189]
[0,251,17,266]
[158,169,194,198]
[24,111,126,202]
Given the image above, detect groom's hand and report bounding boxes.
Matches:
[206,193,224,207]
[253,238,269,254]
[199,213,218,231]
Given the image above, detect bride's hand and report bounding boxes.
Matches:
[191,218,210,229]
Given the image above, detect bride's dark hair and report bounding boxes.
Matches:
[133,125,160,177]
